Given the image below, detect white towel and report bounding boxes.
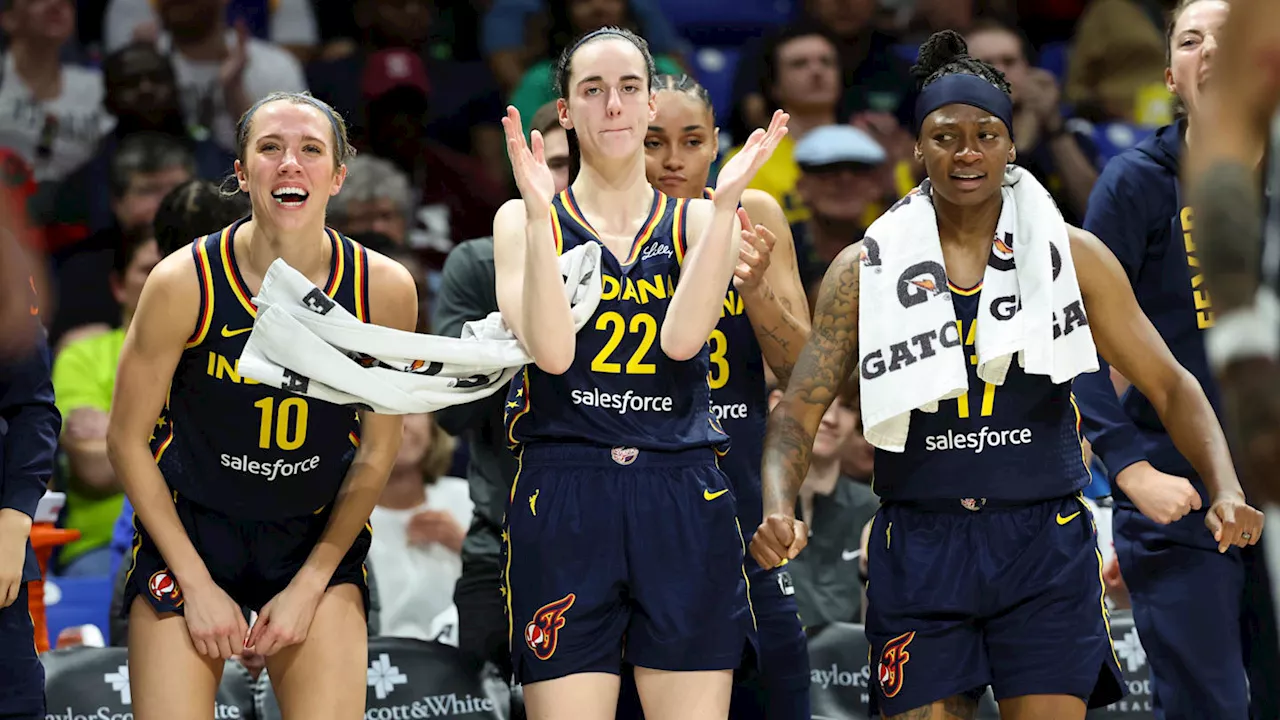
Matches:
[237,242,604,415]
[858,166,1098,452]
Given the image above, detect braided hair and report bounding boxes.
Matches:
[655,73,714,116]
[911,30,1012,96]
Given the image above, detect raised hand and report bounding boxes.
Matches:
[732,206,776,293]
[713,110,790,206]
[501,106,557,214]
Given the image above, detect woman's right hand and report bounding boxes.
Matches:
[501,105,558,214]
[182,580,250,659]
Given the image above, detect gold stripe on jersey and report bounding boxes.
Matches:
[672,197,688,265]
[186,234,218,348]
[220,231,258,316]
[1069,393,1089,473]
[505,368,532,451]
[153,419,175,462]
[324,230,345,297]
[947,280,982,296]
[550,206,565,257]
[351,236,368,323]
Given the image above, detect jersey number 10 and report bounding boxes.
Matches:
[253,397,309,451]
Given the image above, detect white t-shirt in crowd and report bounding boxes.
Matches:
[158,31,307,152]
[368,476,474,642]
[0,54,114,182]
[103,0,318,53]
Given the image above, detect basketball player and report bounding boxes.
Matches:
[752,30,1260,720]
[1075,2,1278,716]
[640,73,812,719]
[1185,0,1280,507]
[0,269,59,720]
[106,91,419,720]
[496,26,788,720]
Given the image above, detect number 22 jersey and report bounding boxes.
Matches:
[152,218,367,519]
[504,187,730,454]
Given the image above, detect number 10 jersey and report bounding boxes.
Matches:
[504,187,730,454]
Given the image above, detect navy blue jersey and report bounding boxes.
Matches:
[872,280,1091,501]
[702,187,768,531]
[504,187,730,454]
[153,217,368,519]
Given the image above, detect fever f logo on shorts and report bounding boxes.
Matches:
[524,593,576,661]
[877,630,916,698]
[148,569,184,607]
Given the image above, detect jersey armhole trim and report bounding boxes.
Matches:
[674,197,689,265]
[352,237,370,323]
[185,236,216,348]
[550,203,565,257]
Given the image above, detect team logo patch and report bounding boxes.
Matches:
[960,498,986,512]
[148,570,183,606]
[524,593,576,660]
[877,631,916,698]
[611,447,639,465]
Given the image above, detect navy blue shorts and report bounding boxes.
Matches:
[502,443,755,684]
[122,491,371,617]
[865,494,1125,716]
[0,585,44,720]
[741,561,810,718]
[1113,505,1252,719]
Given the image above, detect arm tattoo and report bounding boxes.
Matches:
[760,253,859,513]
[1195,160,1265,312]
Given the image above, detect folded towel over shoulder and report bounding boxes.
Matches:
[237,242,603,415]
[857,166,1098,452]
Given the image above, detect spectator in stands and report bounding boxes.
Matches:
[305,0,508,190]
[148,0,307,152]
[839,391,874,484]
[367,413,472,642]
[788,125,888,294]
[46,42,236,246]
[360,48,508,274]
[48,134,193,347]
[326,155,415,247]
[965,18,1099,224]
[1066,0,1172,124]
[896,0,976,45]
[766,381,878,629]
[0,0,113,184]
[508,0,683,127]
[482,0,685,95]
[50,228,159,578]
[730,1,917,146]
[434,101,571,678]
[726,25,844,223]
[151,178,250,257]
[103,0,319,61]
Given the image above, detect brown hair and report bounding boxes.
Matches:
[235,91,356,170]
[1166,0,1222,66]
[421,418,457,483]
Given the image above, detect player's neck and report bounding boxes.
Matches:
[800,457,841,498]
[571,156,653,232]
[241,218,330,283]
[9,41,62,100]
[935,192,1002,252]
[378,467,428,510]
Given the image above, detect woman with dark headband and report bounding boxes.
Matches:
[107,91,418,720]
[496,26,788,720]
[753,29,1256,720]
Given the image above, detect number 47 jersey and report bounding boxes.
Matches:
[504,187,731,454]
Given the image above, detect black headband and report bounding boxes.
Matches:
[914,73,1015,142]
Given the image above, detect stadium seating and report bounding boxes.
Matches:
[658,0,796,46]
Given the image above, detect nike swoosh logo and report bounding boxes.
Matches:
[1056,511,1081,526]
[704,488,729,501]
[842,549,859,561]
[221,325,252,338]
